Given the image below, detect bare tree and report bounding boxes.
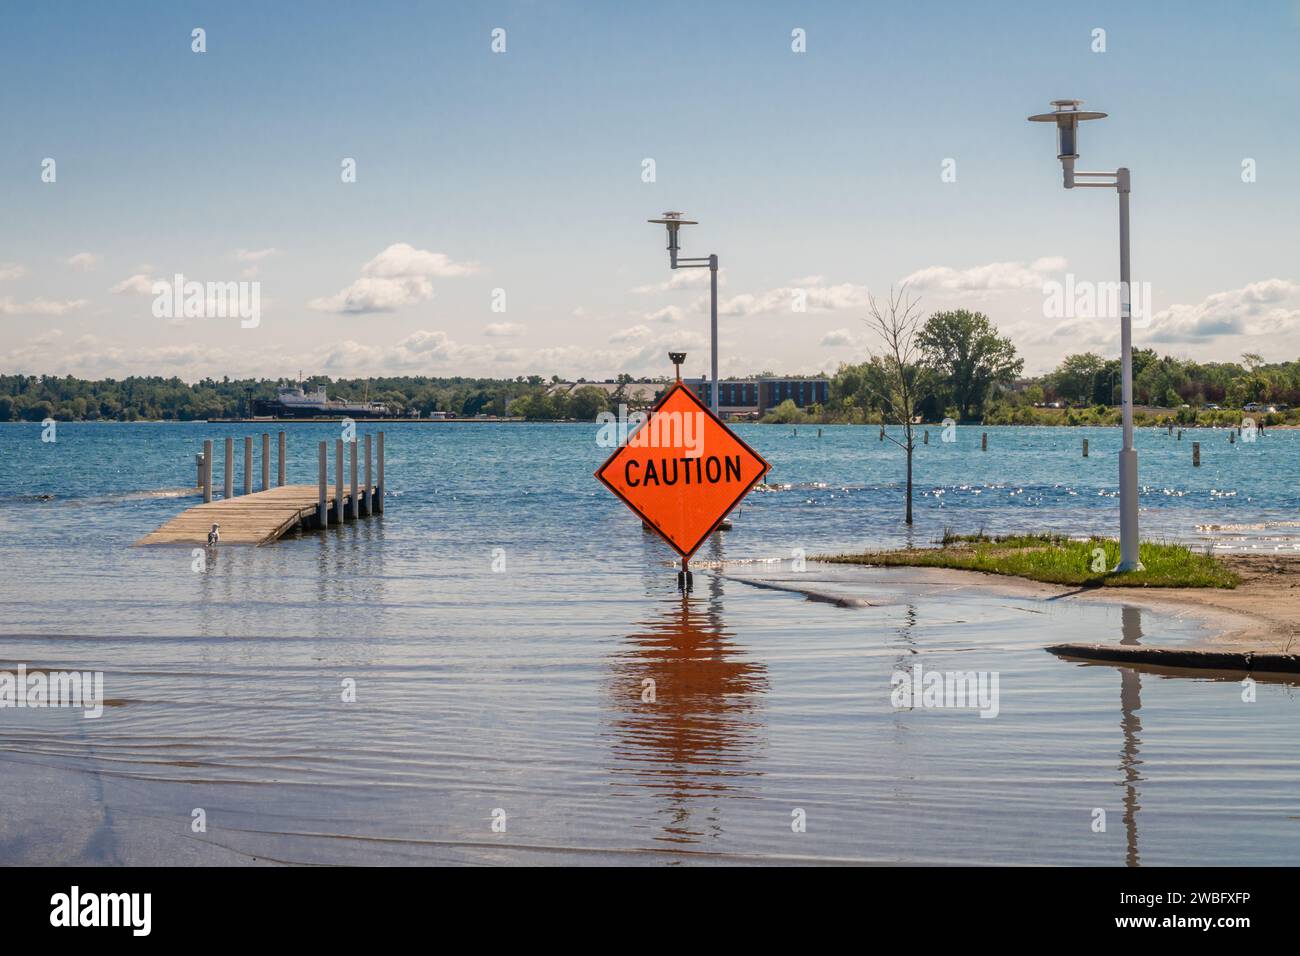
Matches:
[863,287,927,524]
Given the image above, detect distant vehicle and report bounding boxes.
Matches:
[1243,402,1261,412]
[1205,403,1220,410]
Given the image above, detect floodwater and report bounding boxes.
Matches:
[0,422,1297,865]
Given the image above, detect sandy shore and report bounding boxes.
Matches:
[1056,553,1300,654]
[779,552,1300,659]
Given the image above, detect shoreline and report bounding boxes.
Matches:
[791,553,1300,667]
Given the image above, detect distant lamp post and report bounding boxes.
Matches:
[1029,99,1142,572]
[648,212,719,415]
[668,351,687,383]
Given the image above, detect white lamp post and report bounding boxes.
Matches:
[1029,99,1142,571]
[648,212,719,415]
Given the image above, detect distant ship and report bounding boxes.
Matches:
[253,383,391,419]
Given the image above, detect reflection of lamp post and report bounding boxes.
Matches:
[648,212,719,415]
[1029,100,1143,572]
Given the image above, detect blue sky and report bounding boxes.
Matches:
[2,0,1298,381]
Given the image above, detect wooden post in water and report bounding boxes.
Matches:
[1229,430,1235,444]
[1193,441,1201,467]
[261,434,270,490]
[334,438,344,522]
[224,438,234,499]
[195,453,205,489]
[879,424,884,441]
[203,440,213,503]
[362,434,373,517]
[1083,438,1089,457]
[1177,429,1183,441]
[981,432,988,451]
[243,436,253,495]
[349,440,359,520]
[317,441,328,528]
[376,432,385,513]
[923,430,929,444]
[277,431,286,486]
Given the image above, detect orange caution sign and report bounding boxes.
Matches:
[595,382,770,558]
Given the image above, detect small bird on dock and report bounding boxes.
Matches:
[207,523,220,545]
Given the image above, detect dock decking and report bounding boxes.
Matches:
[135,484,374,546]
[137,431,387,546]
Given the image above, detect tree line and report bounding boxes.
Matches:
[5,327,1297,424]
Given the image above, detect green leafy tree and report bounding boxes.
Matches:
[567,386,610,421]
[1048,353,1106,405]
[915,310,1023,421]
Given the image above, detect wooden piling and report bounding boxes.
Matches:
[1193,441,1201,467]
[224,438,234,499]
[879,425,885,441]
[334,438,344,523]
[277,431,286,487]
[195,453,205,490]
[349,440,359,521]
[1229,431,1235,444]
[1177,429,1183,440]
[1083,438,1089,457]
[243,436,253,496]
[982,432,988,451]
[362,434,373,517]
[203,440,213,503]
[318,441,328,528]
[376,432,385,513]
[261,434,270,490]
[923,430,928,444]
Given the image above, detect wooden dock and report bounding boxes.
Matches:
[136,431,386,546]
[135,484,370,546]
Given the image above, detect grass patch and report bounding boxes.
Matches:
[822,532,1240,589]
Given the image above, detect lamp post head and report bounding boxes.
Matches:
[648,212,698,265]
[1028,99,1107,187]
[668,351,687,381]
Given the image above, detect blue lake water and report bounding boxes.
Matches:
[0,422,1297,865]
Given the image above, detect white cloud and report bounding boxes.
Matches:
[362,243,479,279]
[609,324,652,343]
[716,281,870,317]
[0,296,88,316]
[0,263,28,281]
[65,253,101,271]
[632,269,719,294]
[235,248,280,262]
[900,257,1066,294]
[308,243,479,314]
[483,322,525,337]
[1146,279,1300,342]
[112,274,158,295]
[820,328,856,347]
[645,305,686,323]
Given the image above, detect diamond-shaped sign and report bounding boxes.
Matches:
[595,382,770,558]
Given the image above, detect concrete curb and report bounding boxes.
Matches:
[1047,643,1300,673]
